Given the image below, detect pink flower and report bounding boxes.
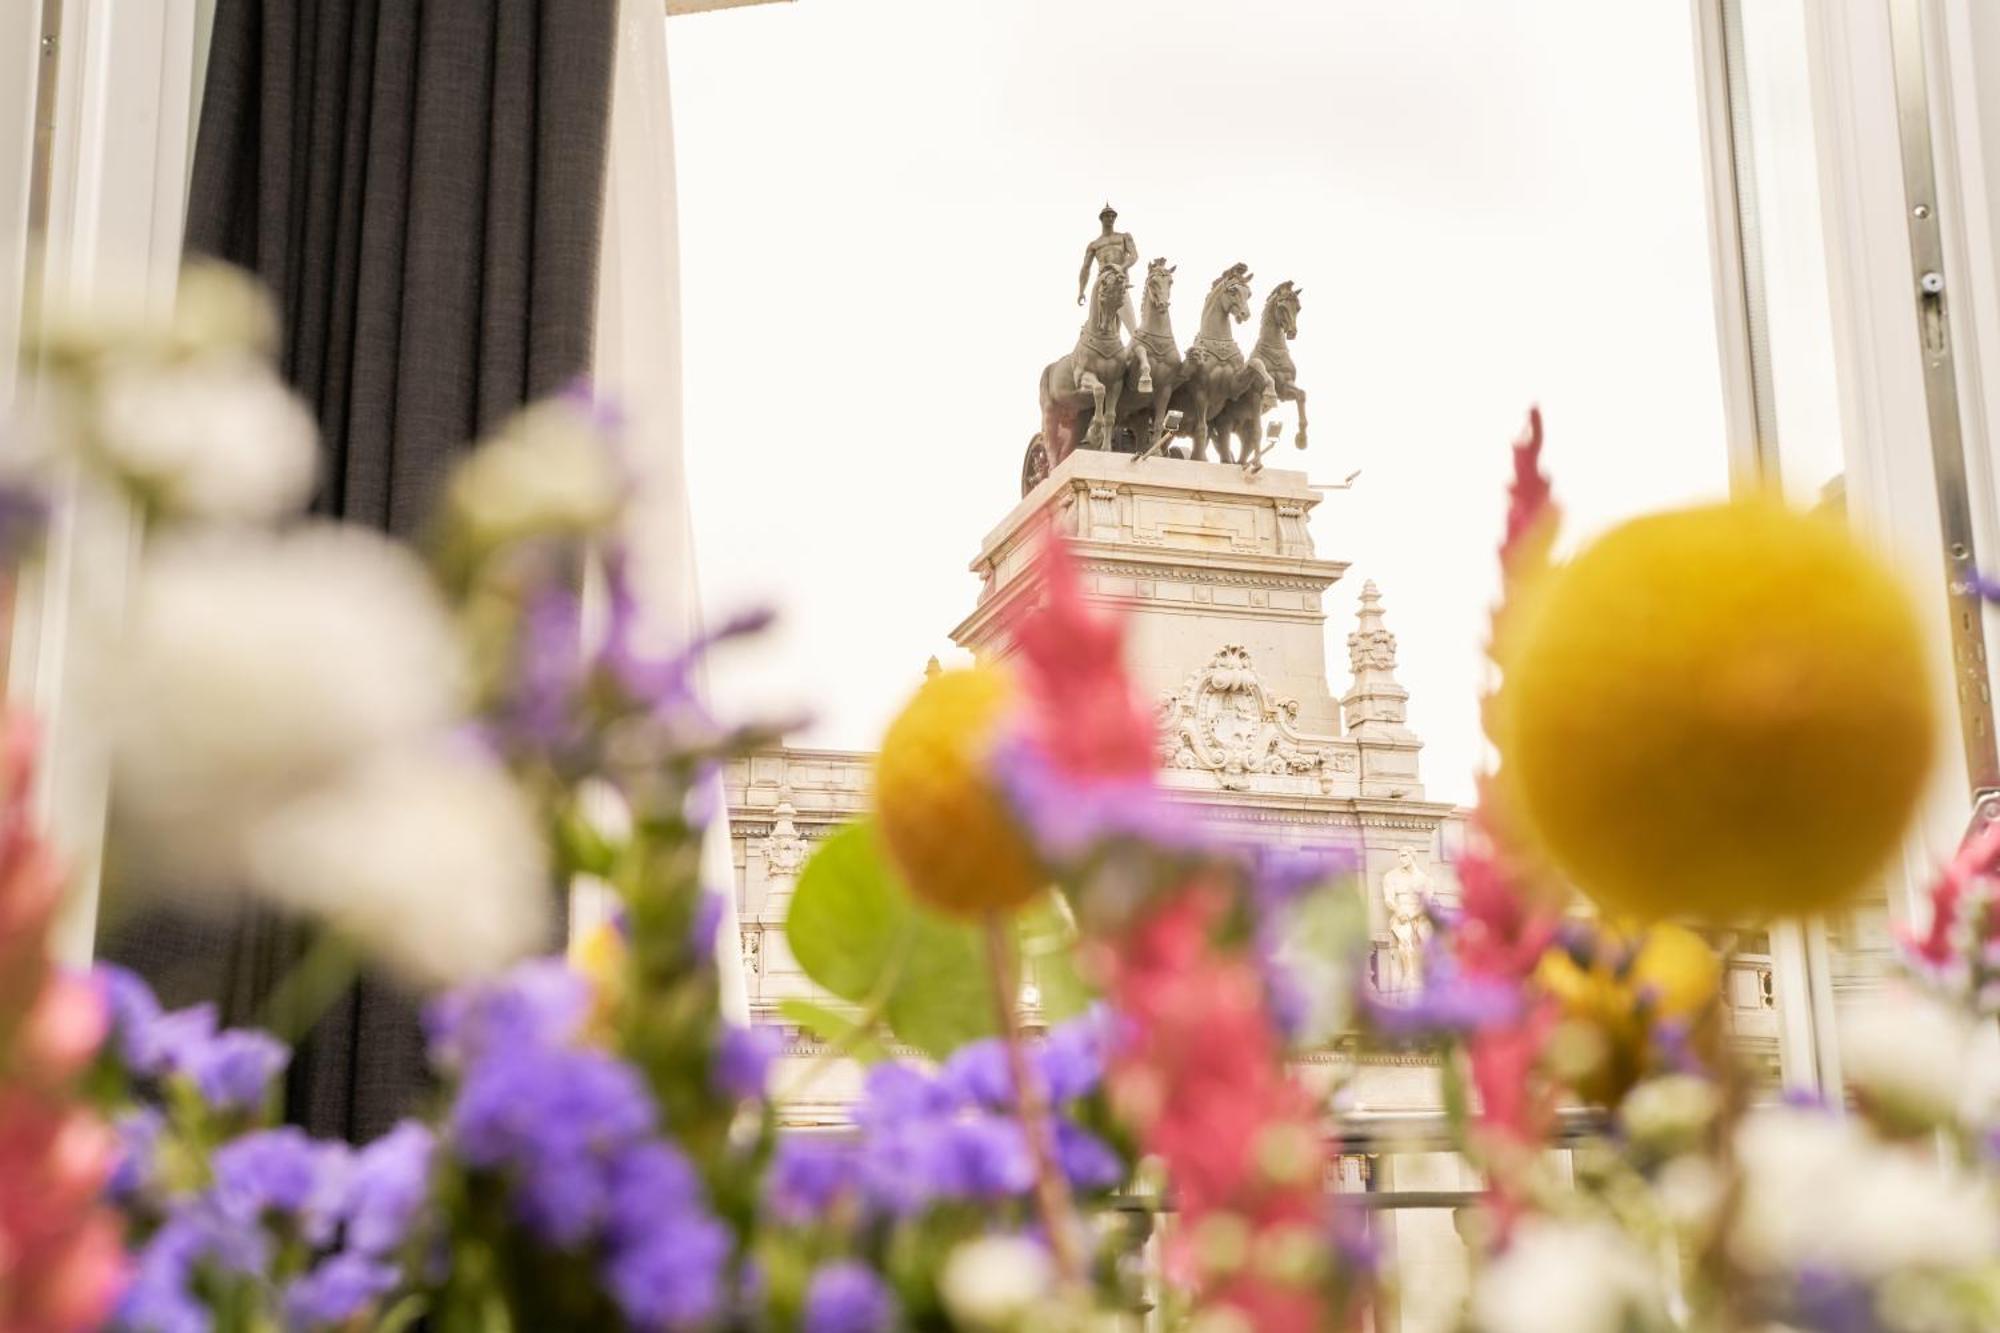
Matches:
[1002,529,1157,781]
[1103,889,1332,1333]
[0,1092,124,1332]
[14,974,108,1087]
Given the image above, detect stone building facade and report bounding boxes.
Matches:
[719,449,1785,1328]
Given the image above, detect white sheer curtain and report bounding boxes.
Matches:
[584,0,750,1020]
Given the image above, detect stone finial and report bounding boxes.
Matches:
[1347,580,1399,677]
[924,655,943,680]
[1342,579,1415,750]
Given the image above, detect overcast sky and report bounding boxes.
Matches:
[667,0,1731,805]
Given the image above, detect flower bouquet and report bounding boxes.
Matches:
[0,267,1995,1333]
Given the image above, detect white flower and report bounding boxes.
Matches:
[938,1236,1054,1329]
[111,525,461,888]
[93,355,317,521]
[1652,1154,1726,1234]
[1619,1074,1720,1156]
[446,398,622,546]
[1842,987,1993,1132]
[244,744,549,987]
[1732,1106,2000,1280]
[1471,1218,1667,1333]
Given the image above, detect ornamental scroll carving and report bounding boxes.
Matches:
[1156,645,1337,791]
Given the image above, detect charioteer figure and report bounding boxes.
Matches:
[1077,203,1142,338]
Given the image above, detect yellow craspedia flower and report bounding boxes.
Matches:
[570,918,627,1041]
[1498,499,1935,922]
[874,665,1045,917]
[1536,922,1721,1103]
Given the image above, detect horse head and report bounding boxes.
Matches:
[1090,265,1128,334]
[1266,281,1302,339]
[1202,266,1252,327]
[1144,258,1177,314]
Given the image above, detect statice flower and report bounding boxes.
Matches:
[713,1023,781,1101]
[283,1252,400,1330]
[107,1106,165,1202]
[95,963,164,1071]
[838,1057,1122,1218]
[210,1128,351,1247]
[183,1027,289,1114]
[804,1261,898,1333]
[766,1136,861,1224]
[448,1043,654,1245]
[601,1139,730,1330]
[423,958,591,1071]
[343,1121,436,1257]
[430,958,734,1323]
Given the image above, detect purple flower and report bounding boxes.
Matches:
[111,1214,212,1333]
[127,1001,222,1083]
[940,1039,1013,1110]
[606,1140,703,1246]
[95,964,164,1073]
[1792,1267,1883,1333]
[766,1136,860,1224]
[990,736,1195,864]
[603,1215,732,1331]
[283,1252,399,1329]
[713,1024,781,1101]
[185,1027,289,1113]
[687,891,725,963]
[423,959,592,1071]
[1053,1121,1124,1191]
[854,1063,955,1132]
[107,1105,165,1202]
[1965,569,2000,603]
[211,1128,351,1246]
[495,582,588,755]
[1365,950,1523,1040]
[1039,1011,1107,1103]
[932,1116,1034,1199]
[344,1121,435,1257]
[803,1261,898,1333]
[517,1148,612,1248]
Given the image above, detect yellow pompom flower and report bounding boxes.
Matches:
[570,917,628,1041]
[1535,922,1721,1104]
[1498,499,1935,922]
[874,665,1045,917]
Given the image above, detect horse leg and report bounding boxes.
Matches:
[1079,370,1107,450]
[1249,357,1277,412]
[1290,385,1308,450]
[1133,344,1153,395]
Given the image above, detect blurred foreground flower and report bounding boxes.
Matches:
[0,716,126,1332]
[1498,497,1934,921]
[110,524,463,888]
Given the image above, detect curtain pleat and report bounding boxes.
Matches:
[97,0,616,1144]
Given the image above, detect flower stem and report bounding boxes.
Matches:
[259,929,363,1045]
[983,909,1085,1288]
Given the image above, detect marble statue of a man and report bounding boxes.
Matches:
[1383,847,1434,994]
[1077,202,1141,336]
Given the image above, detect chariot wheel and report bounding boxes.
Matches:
[1021,432,1052,496]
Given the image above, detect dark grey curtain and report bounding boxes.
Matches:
[98,0,615,1143]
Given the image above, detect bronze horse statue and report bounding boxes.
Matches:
[1039,265,1149,464]
[1207,280,1308,466]
[1175,265,1275,463]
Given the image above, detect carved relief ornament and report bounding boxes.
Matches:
[1156,645,1341,791]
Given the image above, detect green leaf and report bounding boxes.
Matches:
[886,910,999,1060]
[785,819,1001,1060]
[776,997,891,1066]
[786,822,911,1004]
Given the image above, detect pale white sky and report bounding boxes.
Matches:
[668,0,1730,805]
